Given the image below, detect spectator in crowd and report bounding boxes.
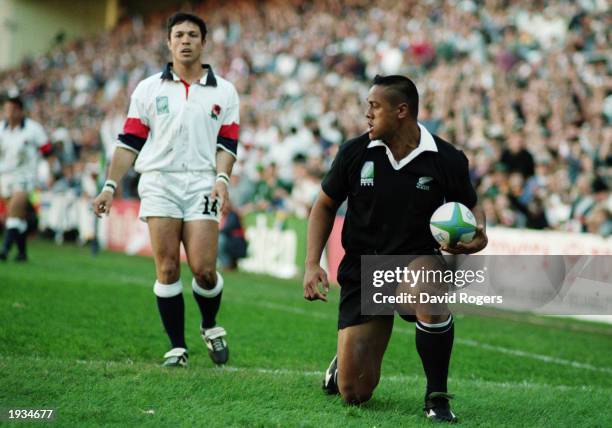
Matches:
[0,0,610,241]
[218,200,248,271]
[500,132,535,179]
[289,154,321,219]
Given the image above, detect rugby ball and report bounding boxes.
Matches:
[430,202,477,246]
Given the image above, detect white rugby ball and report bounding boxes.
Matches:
[430,202,477,246]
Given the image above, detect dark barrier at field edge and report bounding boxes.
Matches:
[360,255,612,316]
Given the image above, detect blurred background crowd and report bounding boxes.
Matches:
[1,0,610,240]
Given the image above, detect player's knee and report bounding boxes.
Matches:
[158,260,180,283]
[417,312,451,325]
[338,371,375,405]
[339,383,373,405]
[193,267,217,290]
[8,197,27,216]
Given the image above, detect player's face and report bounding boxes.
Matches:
[366,85,400,141]
[3,101,23,124]
[167,21,205,66]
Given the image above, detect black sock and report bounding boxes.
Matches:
[16,231,27,256]
[1,228,18,255]
[192,276,223,330]
[156,294,186,348]
[154,280,186,349]
[415,316,454,397]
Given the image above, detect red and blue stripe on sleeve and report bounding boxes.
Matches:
[118,118,149,152]
[217,122,239,157]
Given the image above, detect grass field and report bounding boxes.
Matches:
[1,240,611,427]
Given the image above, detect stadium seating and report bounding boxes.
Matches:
[0,0,609,240]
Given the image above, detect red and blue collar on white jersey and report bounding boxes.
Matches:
[160,63,217,87]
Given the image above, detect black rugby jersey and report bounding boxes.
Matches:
[322,124,477,256]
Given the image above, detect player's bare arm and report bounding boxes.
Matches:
[442,204,488,254]
[303,190,340,302]
[92,147,137,217]
[211,149,236,215]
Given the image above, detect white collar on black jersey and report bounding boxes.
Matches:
[367,122,438,170]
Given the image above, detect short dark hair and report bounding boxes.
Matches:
[5,95,24,110]
[167,12,207,40]
[372,75,419,119]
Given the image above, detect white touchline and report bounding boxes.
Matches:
[83,274,612,374]
[218,367,600,391]
[250,301,333,320]
[245,300,612,374]
[0,354,606,392]
[453,338,612,373]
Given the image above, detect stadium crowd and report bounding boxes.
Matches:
[0,0,610,239]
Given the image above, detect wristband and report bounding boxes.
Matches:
[216,173,230,185]
[103,179,117,195]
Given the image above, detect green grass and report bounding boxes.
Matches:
[0,240,611,427]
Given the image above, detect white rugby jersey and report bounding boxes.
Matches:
[0,118,50,175]
[117,63,240,173]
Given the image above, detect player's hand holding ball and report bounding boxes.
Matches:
[430,202,488,254]
[442,224,487,254]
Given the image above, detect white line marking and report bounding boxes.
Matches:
[39,272,612,374]
[0,355,605,392]
[245,300,612,374]
[249,301,334,320]
[454,338,612,373]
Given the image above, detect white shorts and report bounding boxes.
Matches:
[0,173,34,199]
[137,171,220,222]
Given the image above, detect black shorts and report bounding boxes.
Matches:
[337,255,418,330]
[336,253,452,330]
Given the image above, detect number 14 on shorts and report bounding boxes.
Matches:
[201,195,219,217]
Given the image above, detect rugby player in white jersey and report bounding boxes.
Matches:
[0,95,52,262]
[93,12,240,367]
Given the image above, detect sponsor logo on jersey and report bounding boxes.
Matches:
[416,176,433,190]
[156,96,169,114]
[360,161,374,186]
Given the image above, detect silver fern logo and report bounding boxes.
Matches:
[416,176,433,190]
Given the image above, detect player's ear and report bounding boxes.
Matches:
[166,37,172,50]
[397,103,410,119]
